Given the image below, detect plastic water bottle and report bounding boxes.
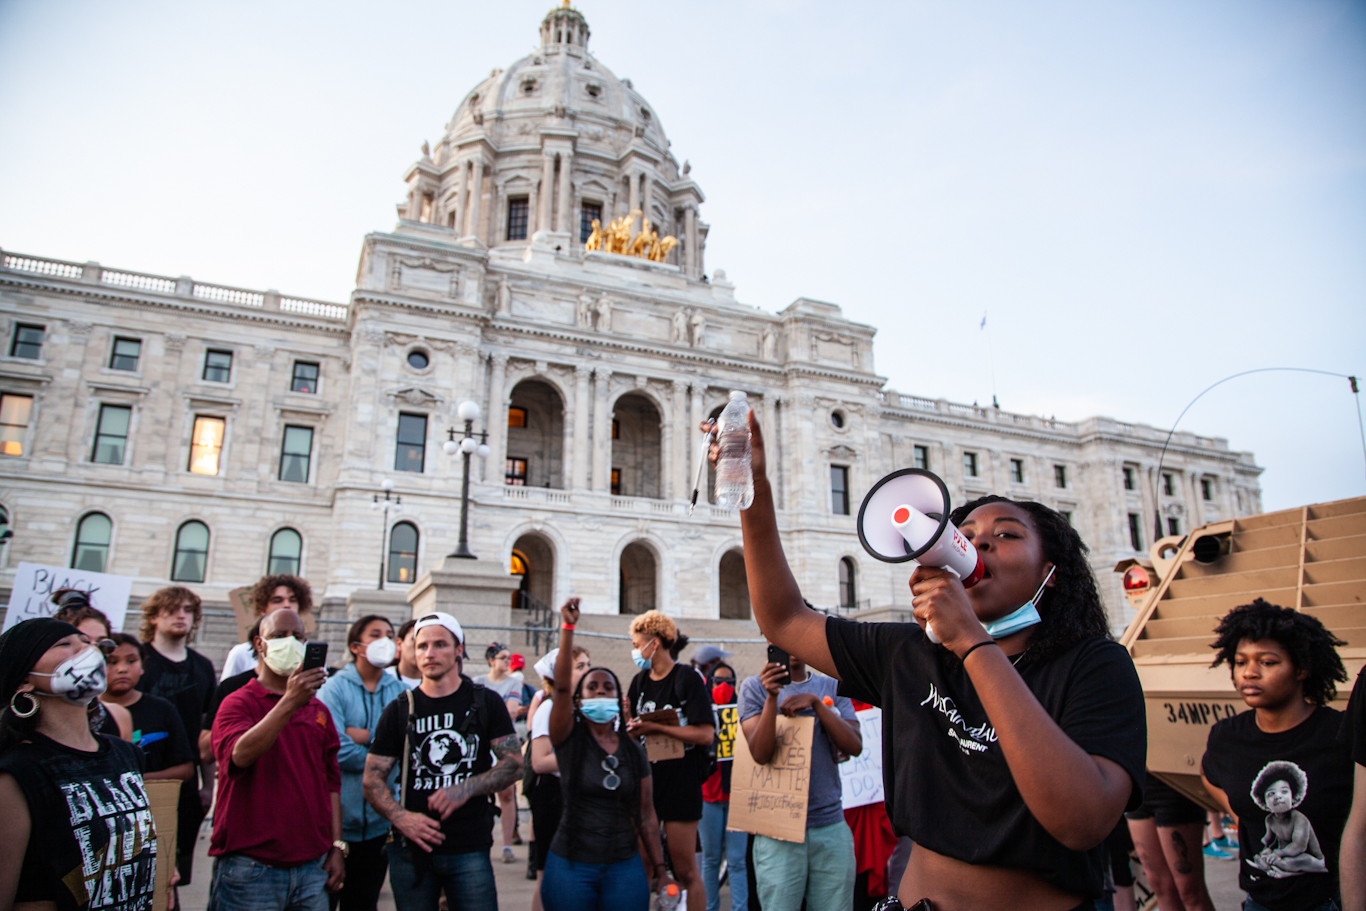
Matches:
[656,884,684,911]
[714,390,753,510]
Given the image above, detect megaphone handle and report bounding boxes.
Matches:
[912,561,959,644]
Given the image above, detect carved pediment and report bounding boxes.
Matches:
[386,386,443,407]
[828,444,858,460]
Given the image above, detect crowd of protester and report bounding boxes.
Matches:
[1,485,1365,911]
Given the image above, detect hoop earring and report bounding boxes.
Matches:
[9,691,38,719]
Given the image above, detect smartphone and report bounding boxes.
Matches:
[301,641,328,672]
[766,644,792,686]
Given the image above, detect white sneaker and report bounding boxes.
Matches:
[502,846,515,864]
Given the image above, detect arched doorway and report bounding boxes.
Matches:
[511,533,555,610]
[506,379,565,488]
[611,394,661,499]
[619,541,657,615]
[718,549,750,619]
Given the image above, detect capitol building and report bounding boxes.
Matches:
[0,4,1262,638]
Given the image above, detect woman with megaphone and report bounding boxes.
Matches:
[703,414,1145,911]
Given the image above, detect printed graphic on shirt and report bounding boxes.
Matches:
[1246,760,1329,878]
[60,771,157,909]
[920,682,996,756]
[410,712,481,791]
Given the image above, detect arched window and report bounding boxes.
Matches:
[268,528,302,576]
[838,557,857,609]
[72,512,112,572]
[388,522,419,584]
[172,520,210,583]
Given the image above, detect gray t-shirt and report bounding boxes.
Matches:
[473,672,523,700]
[739,672,856,829]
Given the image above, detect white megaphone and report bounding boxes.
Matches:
[856,468,985,643]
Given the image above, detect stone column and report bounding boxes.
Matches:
[572,366,592,489]
[685,206,697,276]
[627,172,640,233]
[465,158,485,241]
[452,164,468,240]
[770,395,784,510]
[592,368,612,492]
[538,153,555,234]
[672,380,689,500]
[641,171,654,229]
[482,353,508,483]
[556,152,574,234]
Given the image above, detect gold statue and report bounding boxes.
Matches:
[582,208,678,263]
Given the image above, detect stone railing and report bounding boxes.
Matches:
[0,249,347,322]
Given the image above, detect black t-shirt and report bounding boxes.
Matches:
[1340,666,1365,766]
[1203,706,1353,909]
[137,646,216,761]
[551,724,651,865]
[126,692,195,774]
[826,616,1146,899]
[370,678,516,855]
[628,663,714,817]
[0,732,156,911]
[204,669,256,732]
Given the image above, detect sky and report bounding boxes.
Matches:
[1,0,1363,512]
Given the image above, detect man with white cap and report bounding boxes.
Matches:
[363,612,520,911]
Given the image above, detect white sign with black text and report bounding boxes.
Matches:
[840,707,885,810]
[2,562,134,633]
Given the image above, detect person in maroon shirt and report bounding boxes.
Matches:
[209,609,344,911]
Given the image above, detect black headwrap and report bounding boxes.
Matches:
[0,617,80,707]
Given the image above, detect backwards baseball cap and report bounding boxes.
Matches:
[413,612,464,645]
[692,644,732,665]
[509,654,525,672]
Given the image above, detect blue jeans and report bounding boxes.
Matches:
[753,820,856,911]
[207,852,329,911]
[385,844,497,911]
[699,800,748,911]
[542,850,650,911]
[1244,898,1340,911]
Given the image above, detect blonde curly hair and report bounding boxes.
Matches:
[629,610,678,648]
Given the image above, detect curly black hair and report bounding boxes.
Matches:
[559,666,646,842]
[948,495,1111,664]
[1210,599,1347,706]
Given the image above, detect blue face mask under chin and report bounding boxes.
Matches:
[981,565,1055,640]
[579,697,621,723]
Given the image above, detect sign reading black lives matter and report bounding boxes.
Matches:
[727,714,814,843]
[2,562,134,633]
[713,703,738,761]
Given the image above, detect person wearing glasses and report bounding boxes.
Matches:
[543,599,677,911]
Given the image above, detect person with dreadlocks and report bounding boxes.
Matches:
[704,413,1146,911]
[1200,599,1352,911]
[542,598,677,911]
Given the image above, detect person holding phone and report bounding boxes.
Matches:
[740,645,862,911]
[705,414,1146,911]
[208,608,345,911]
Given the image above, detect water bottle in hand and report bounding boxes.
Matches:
[656,883,683,911]
[714,391,753,510]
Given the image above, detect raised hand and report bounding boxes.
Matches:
[559,597,581,626]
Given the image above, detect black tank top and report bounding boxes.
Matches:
[551,723,650,865]
[0,731,157,910]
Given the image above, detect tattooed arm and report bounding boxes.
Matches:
[362,753,444,852]
[427,733,523,821]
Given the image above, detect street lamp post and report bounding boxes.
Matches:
[444,400,491,559]
[372,478,401,589]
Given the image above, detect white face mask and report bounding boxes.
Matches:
[30,645,108,706]
[261,636,306,676]
[364,637,397,668]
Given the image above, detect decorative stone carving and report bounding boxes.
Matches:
[253,344,275,358]
[389,255,458,299]
[576,293,594,329]
[497,276,511,315]
[389,386,442,407]
[689,311,706,348]
[164,333,187,352]
[594,294,612,332]
[66,319,93,339]
[672,308,689,344]
[761,326,776,360]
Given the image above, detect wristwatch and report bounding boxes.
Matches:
[332,840,349,858]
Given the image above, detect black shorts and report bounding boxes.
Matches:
[529,773,562,871]
[650,755,703,823]
[1124,773,1206,827]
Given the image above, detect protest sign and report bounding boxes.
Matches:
[145,779,180,911]
[637,709,684,761]
[228,586,253,642]
[2,562,134,633]
[727,714,814,843]
[714,703,738,761]
[840,707,885,809]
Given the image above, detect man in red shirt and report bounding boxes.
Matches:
[209,608,344,911]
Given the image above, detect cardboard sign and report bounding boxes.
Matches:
[727,714,814,843]
[2,562,134,633]
[714,703,738,761]
[840,707,885,809]
[638,709,684,761]
[144,779,181,911]
[226,584,316,637]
